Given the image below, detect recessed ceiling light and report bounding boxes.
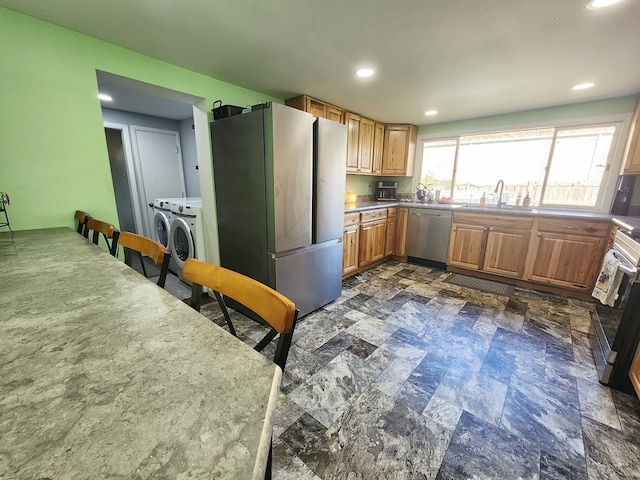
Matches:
[586,0,623,10]
[572,82,595,90]
[424,110,438,116]
[99,93,113,102]
[356,68,374,78]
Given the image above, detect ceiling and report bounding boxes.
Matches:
[3,0,640,125]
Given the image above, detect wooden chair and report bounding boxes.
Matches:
[183,258,298,371]
[74,210,90,236]
[118,231,170,288]
[85,218,119,256]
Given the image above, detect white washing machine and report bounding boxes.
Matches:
[152,198,173,249]
[169,198,205,282]
[152,198,180,275]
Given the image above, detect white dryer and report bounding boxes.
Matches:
[169,198,205,282]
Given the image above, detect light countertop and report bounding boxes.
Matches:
[0,228,279,479]
[345,200,614,221]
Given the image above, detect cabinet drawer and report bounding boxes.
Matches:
[537,218,610,237]
[453,212,533,230]
[344,212,360,227]
[387,207,397,218]
[361,209,388,223]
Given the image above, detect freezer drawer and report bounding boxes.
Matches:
[274,241,343,317]
[406,208,452,263]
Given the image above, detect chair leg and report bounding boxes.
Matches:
[264,439,273,480]
[137,251,148,278]
[213,291,237,337]
[190,283,203,311]
[273,310,298,371]
[157,254,170,288]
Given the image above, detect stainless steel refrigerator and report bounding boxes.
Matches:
[210,102,347,317]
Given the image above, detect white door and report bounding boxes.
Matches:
[133,127,186,237]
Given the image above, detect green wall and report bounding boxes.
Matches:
[418,95,639,137]
[0,7,280,232]
[345,175,412,196]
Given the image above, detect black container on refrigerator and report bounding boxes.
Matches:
[610,175,636,215]
[210,102,347,317]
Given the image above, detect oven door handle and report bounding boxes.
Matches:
[612,250,637,276]
[619,263,637,276]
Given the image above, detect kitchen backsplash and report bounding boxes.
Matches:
[345,174,412,197]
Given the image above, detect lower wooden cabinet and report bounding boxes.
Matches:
[342,213,360,276]
[359,209,387,268]
[448,223,486,271]
[448,213,532,278]
[385,208,397,256]
[483,228,531,278]
[343,207,402,277]
[394,207,409,256]
[448,211,611,292]
[527,218,609,290]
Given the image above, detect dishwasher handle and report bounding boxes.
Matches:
[409,211,447,218]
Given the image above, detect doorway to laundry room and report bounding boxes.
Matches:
[96,71,203,239]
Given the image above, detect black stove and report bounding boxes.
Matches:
[590,229,640,395]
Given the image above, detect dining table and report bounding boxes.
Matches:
[0,228,281,479]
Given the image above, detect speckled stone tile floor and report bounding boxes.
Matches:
[184,260,640,479]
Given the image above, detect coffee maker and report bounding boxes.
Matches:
[376,181,397,201]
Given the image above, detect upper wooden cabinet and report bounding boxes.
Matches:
[287,94,417,176]
[372,122,385,175]
[623,100,640,174]
[382,124,417,176]
[345,112,375,174]
[285,95,344,123]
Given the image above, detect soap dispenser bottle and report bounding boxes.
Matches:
[523,191,531,207]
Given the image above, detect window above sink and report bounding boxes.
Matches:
[417,123,620,211]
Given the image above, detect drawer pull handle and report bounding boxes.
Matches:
[563,226,579,229]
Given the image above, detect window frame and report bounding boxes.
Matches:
[415,114,630,213]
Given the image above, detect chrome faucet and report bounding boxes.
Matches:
[494,179,505,207]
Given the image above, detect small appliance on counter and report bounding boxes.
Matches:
[377,181,397,201]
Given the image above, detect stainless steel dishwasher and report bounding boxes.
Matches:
[406,207,452,263]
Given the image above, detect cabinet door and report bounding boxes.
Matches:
[623,100,640,174]
[372,122,385,174]
[448,223,486,270]
[529,232,605,289]
[342,224,359,275]
[306,97,327,119]
[385,217,396,256]
[326,105,344,124]
[483,229,530,278]
[345,112,361,172]
[358,117,375,174]
[358,221,374,267]
[394,207,409,256]
[381,125,417,176]
[372,219,387,262]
